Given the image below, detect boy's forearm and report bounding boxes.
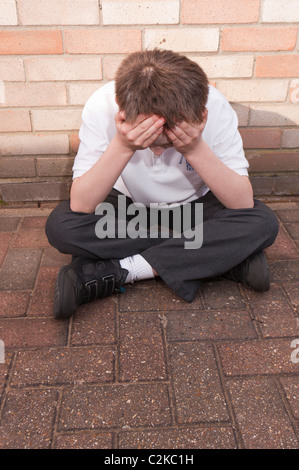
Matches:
[186,139,254,209]
[70,137,133,213]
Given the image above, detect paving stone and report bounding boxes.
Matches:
[166,309,257,342]
[11,346,115,387]
[265,224,299,260]
[283,281,299,307]
[119,312,167,382]
[58,383,171,431]
[0,217,20,232]
[276,209,299,223]
[119,426,237,449]
[280,376,299,419]
[119,279,203,312]
[0,232,13,267]
[169,343,229,423]
[0,291,30,317]
[218,339,299,376]
[42,246,71,267]
[227,378,298,449]
[54,432,113,449]
[0,388,58,449]
[29,266,60,317]
[0,205,299,449]
[20,216,48,229]
[201,279,246,309]
[270,261,299,281]
[70,298,116,346]
[13,228,50,248]
[0,318,68,348]
[0,361,10,400]
[243,283,299,337]
[0,248,42,290]
[285,223,299,240]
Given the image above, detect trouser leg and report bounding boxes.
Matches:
[45,190,279,302]
[45,189,164,260]
[142,194,279,301]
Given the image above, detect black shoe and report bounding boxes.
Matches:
[224,251,270,292]
[53,257,128,319]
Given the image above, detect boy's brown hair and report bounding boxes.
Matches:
[115,49,209,129]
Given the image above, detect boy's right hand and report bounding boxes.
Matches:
[114,111,165,153]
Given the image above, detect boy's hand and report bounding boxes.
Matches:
[114,111,165,153]
[164,109,208,158]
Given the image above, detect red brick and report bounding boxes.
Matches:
[64,29,141,54]
[270,260,299,282]
[69,133,80,153]
[246,152,299,173]
[0,389,58,449]
[218,339,299,376]
[11,346,115,386]
[0,291,30,317]
[36,157,74,177]
[119,279,203,312]
[275,209,299,223]
[242,282,299,338]
[274,176,299,196]
[0,217,20,232]
[280,376,299,419]
[170,343,229,423]
[265,224,299,260]
[13,228,50,249]
[29,266,59,317]
[0,232,13,267]
[166,309,256,342]
[0,248,42,290]
[221,27,298,51]
[227,378,298,449]
[285,223,299,240]
[70,297,116,346]
[20,216,48,229]
[0,317,68,348]
[58,383,171,431]
[0,157,36,178]
[55,432,113,449]
[119,426,237,449]
[119,312,167,382]
[42,247,72,268]
[256,55,299,78]
[0,30,63,54]
[182,0,260,24]
[240,128,281,149]
[1,182,70,203]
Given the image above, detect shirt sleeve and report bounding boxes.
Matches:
[72,88,117,180]
[209,97,249,177]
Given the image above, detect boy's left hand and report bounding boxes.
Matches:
[164,109,208,158]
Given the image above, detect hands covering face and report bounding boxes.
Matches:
[164,109,208,158]
[114,109,208,158]
[114,111,165,153]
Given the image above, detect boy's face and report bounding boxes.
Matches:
[149,130,173,156]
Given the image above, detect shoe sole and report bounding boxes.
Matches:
[53,265,78,319]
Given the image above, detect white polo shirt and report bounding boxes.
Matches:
[72,81,249,206]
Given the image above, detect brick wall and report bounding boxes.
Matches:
[0,0,298,205]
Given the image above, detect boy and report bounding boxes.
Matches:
[45,49,279,319]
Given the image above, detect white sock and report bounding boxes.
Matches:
[120,254,155,284]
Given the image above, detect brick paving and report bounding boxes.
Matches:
[0,201,298,449]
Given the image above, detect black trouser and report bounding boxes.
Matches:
[45,190,279,302]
